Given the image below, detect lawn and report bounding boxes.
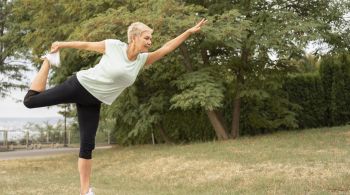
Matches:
[1,126,350,195]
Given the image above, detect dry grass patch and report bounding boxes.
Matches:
[103,155,350,188]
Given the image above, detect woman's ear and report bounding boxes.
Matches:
[132,34,137,42]
[133,33,142,42]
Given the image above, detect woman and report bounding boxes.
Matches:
[23,19,207,195]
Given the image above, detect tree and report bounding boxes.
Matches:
[182,0,350,139]
[291,52,321,73]
[0,0,29,98]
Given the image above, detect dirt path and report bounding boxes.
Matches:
[0,146,112,160]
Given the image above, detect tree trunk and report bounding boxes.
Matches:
[206,110,229,140]
[231,90,241,139]
[0,0,7,64]
[179,44,194,72]
[156,122,173,144]
[231,70,242,139]
[200,48,210,66]
[215,110,231,138]
[231,44,249,138]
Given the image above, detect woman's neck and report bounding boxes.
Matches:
[127,43,139,61]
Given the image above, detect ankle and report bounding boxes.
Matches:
[80,187,92,195]
[42,59,51,68]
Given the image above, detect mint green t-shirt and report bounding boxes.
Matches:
[77,39,148,105]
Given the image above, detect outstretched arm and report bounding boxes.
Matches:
[50,41,105,54]
[145,18,207,67]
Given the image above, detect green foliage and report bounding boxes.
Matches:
[0,0,29,97]
[283,74,326,128]
[240,98,299,135]
[161,109,215,142]
[284,53,350,129]
[215,72,300,136]
[291,53,321,73]
[321,54,350,126]
[204,9,251,48]
[170,69,225,110]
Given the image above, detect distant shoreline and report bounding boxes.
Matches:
[0,117,70,131]
[0,116,63,119]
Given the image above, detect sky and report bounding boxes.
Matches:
[0,89,62,118]
[0,64,62,118]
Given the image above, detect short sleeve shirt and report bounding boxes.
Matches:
[77,39,148,105]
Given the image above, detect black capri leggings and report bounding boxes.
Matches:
[23,74,102,159]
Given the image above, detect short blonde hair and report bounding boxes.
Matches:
[127,22,153,43]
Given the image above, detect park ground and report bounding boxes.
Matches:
[1,126,350,194]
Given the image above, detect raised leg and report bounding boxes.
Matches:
[29,59,50,92]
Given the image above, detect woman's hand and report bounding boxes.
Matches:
[145,18,208,66]
[186,18,208,34]
[50,41,60,53]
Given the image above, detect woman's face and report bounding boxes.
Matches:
[134,31,152,53]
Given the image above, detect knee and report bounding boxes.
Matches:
[23,97,34,108]
[23,90,39,108]
[23,96,36,108]
[79,143,95,159]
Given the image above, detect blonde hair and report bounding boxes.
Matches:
[127,22,153,43]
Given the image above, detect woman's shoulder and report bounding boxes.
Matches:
[105,39,126,46]
[104,39,127,52]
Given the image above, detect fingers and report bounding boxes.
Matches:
[202,19,208,25]
[196,18,204,26]
[50,47,57,53]
[197,18,208,27]
[50,42,59,53]
[188,18,207,34]
[50,48,59,53]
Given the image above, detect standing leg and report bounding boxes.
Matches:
[30,59,51,92]
[79,159,92,195]
[76,103,101,194]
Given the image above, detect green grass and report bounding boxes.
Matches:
[1,126,350,194]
